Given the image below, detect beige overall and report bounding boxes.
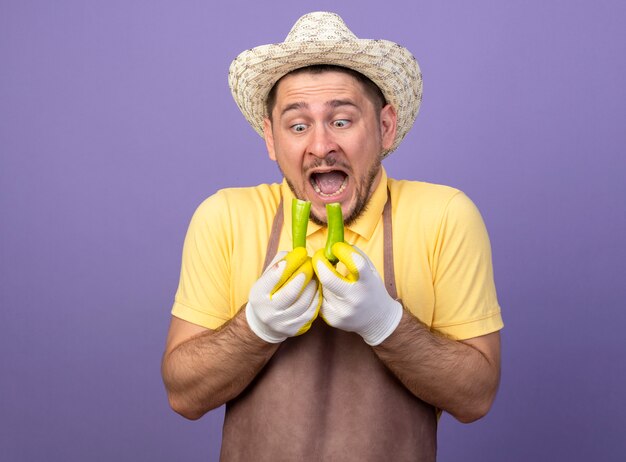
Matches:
[220,194,437,461]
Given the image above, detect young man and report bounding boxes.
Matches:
[162,12,503,461]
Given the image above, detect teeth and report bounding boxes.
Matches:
[311,175,348,197]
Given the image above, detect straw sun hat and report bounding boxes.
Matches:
[228,11,422,156]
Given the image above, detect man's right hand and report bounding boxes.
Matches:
[245,247,321,343]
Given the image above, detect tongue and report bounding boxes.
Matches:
[315,171,345,194]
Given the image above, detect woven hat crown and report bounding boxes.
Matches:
[229,12,422,156]
[284,12,357,42]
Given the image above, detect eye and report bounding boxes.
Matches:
[291,123,307,133]
[333,119,350,128]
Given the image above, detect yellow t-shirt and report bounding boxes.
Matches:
[172,169,503,340]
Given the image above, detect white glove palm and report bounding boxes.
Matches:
[313,243,403,346]
[246,247,321,343]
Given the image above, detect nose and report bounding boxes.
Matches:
[307,125,338,160]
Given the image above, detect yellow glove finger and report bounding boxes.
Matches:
[313,248,345,283]
[271,247,314,297]
[330,242,362,282]
[312,243,360,283]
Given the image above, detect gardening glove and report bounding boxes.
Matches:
[312,242,403,346]
[246,247,321,343]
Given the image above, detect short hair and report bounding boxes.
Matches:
[265,65,387,120]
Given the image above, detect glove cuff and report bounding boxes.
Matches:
[245,302,286,344]
[362,300,403,346]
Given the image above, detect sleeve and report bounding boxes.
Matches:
[430,192,503,340]
[171,191,233,329]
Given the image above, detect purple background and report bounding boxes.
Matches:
[2,1,625,461]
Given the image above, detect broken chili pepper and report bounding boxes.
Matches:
[324,203,344,264]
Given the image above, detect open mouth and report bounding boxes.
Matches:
[310,170,348,198]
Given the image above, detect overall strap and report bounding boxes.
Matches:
[382,189,398,299]
[263,197,284,270]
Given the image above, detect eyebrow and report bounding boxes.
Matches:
[280,99,359,117]
[281,102,307,116]
[328,99,358,110]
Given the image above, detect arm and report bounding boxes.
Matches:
[162,248,320,420]
[313,242,501,423]
[161,311,279,420]
[373,309,500,423]
[374,190,502,421]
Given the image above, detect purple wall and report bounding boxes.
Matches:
[2,1,625,461]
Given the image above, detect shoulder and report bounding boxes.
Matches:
[387,178,487,240]
[192,183,282,222]
[387,177,470,217]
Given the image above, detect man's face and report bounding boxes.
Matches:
[263,71,397,225]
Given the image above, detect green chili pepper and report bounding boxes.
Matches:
[324,203,344,264]
[291,198,311,249]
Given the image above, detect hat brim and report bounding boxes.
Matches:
[229,39,422,156]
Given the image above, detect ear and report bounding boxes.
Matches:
[379,104,398,151]
[263,117,277,161]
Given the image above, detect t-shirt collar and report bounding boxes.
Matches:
[345,167,388,241]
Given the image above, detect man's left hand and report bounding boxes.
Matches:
[312,242,403,346]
